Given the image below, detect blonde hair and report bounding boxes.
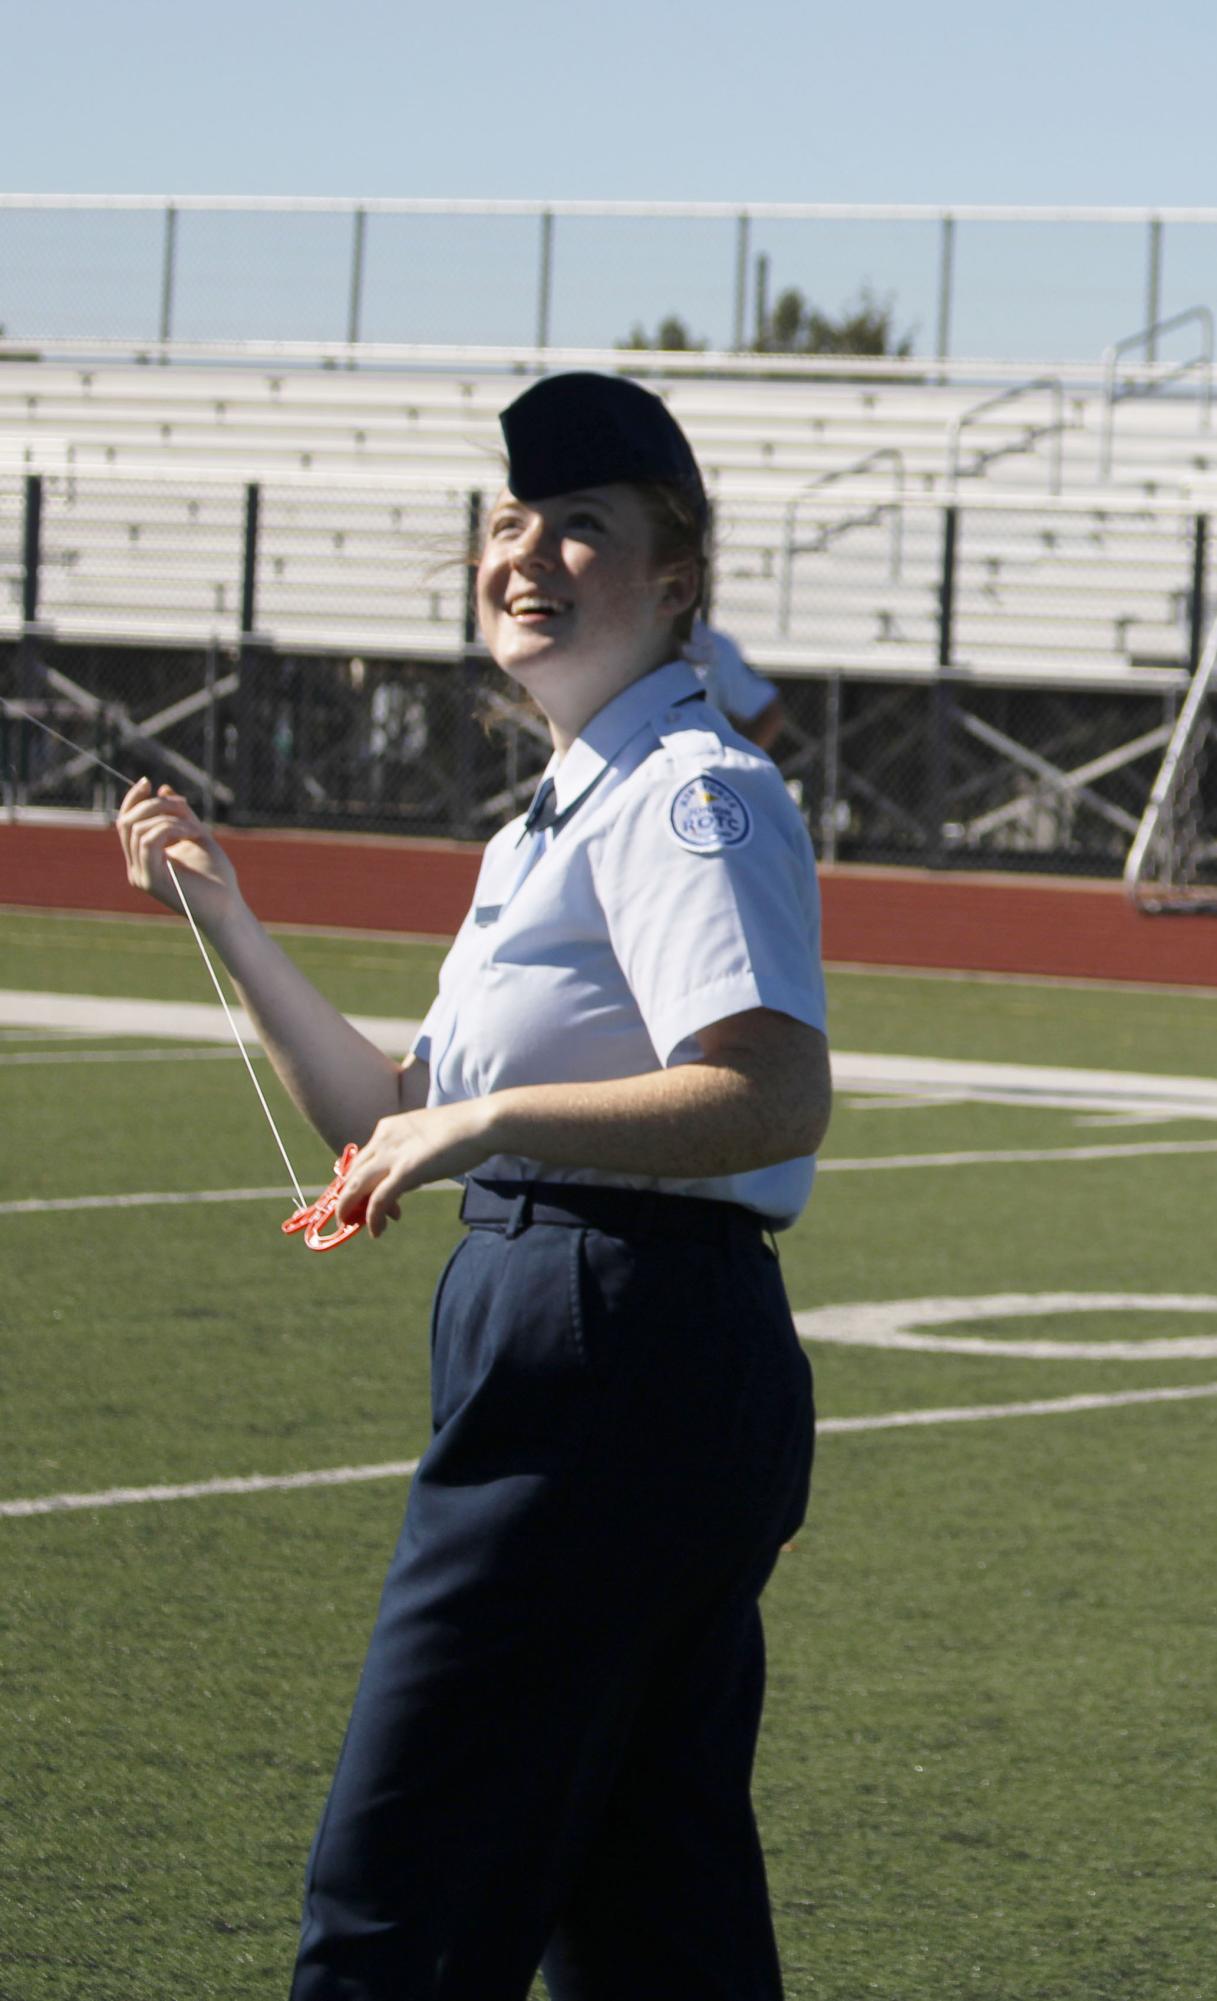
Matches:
[632,482,709,646]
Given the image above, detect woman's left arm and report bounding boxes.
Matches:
[339,1009,831,1238]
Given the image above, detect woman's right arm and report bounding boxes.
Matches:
[116,779,427,1150]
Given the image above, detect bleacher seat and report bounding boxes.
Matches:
[0,360,1210,688]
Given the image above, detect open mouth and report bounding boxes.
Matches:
[508,594,569,623]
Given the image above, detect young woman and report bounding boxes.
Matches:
[117,370,832,2001]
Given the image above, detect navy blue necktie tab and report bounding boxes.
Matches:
[522,776,559,838]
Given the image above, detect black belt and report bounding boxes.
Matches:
[459,1178,771,1244]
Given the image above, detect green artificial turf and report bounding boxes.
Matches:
[3,910,1217,1999]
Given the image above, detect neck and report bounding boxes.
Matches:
[538,647,676,761]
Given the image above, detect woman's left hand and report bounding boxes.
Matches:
[336,1101,493,1239]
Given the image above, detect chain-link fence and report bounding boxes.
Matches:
[1,465,1210,876]
[4,197,1217,366]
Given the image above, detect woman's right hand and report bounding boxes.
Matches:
[116,778,242,934]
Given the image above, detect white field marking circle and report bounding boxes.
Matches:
[794,1293,1217,1361]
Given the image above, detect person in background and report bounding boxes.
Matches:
[684,614,786,752]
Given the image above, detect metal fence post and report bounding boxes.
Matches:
[457,489,483,837]
[158,204,178,357]
[1145,218,1164,364]
[0,703,10,820]
[347,206,367,357]
[234,483,261,821]
[732,213,751,352]
[754,253,770,350]
[935,213,956,367]
[821,672,843,865]
[202,638,220,823]
[12,474,45,805]
[21,473,42,631]
[1188,512,1209,675]
[929,503,959,859]
[536,211,554,352]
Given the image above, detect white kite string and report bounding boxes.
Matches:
[4,698,309,1213]
[161,857,308,1211]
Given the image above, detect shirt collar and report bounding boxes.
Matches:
[545,658,704,816]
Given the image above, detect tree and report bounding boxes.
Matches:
[616,314,706,353]
[615,287,914,360]
[758,285,914,358]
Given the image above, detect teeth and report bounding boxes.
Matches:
[511,597,563,615]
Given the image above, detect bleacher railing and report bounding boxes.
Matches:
[948,378,1067,495]
[1100,307,1214,480]
[779,450,906,636]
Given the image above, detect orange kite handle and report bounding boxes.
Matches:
[282,1142,366,1251]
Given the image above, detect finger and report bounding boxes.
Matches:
[126,817,204,892]
[363,1166,417,1236]
[128,806,205,859]
[127,813,192,873]
[119,793,198,843]
[335,1154,382,1224]
[119,776,152,813]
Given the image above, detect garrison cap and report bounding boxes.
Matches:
[500,372,707,521]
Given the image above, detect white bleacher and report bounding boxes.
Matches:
[2,361,1212,493]
[0,359,1210,690]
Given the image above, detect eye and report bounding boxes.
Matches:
[565,509,607,534]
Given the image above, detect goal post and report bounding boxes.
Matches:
[1125,612,1217,911]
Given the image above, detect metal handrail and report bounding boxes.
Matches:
[947,376,1066,495]
[1100,307,1214,480]
[1124,610,1217,900]
[8,334,1217,392]
[779,449,905,636]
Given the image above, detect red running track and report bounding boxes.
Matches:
[3,821,1217,988]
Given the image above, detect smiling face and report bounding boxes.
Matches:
[476,483,697,752]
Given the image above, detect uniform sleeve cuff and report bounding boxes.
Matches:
[650,974,827,1067]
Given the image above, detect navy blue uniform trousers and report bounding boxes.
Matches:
[290,1182,814,2001]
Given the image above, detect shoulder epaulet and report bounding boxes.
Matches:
[654,700,728,764]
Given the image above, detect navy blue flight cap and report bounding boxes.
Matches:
[500,372,707,522]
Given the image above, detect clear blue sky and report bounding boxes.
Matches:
[5,0,1216,359]
[10,0,1215,203]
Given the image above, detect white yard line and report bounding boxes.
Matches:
[820,1381,1217,1432]
[0,1459,424,1518]
[830,1051,1217,1122]
[0,1186,300,1215]
[0,1046,258,1066]
[0,1181,459,1216]
[5,990,1217,1121]
[0,990,421,1050]
[818,1138,1217,1173]
[4,1380,1215,1520]
[4,1140,1216,1218]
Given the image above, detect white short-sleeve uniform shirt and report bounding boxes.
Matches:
[683,618,780,727]
[413,659,827,1227]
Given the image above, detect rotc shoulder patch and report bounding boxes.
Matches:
[667,773,753,853]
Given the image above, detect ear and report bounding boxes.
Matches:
[658,557,700,620]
